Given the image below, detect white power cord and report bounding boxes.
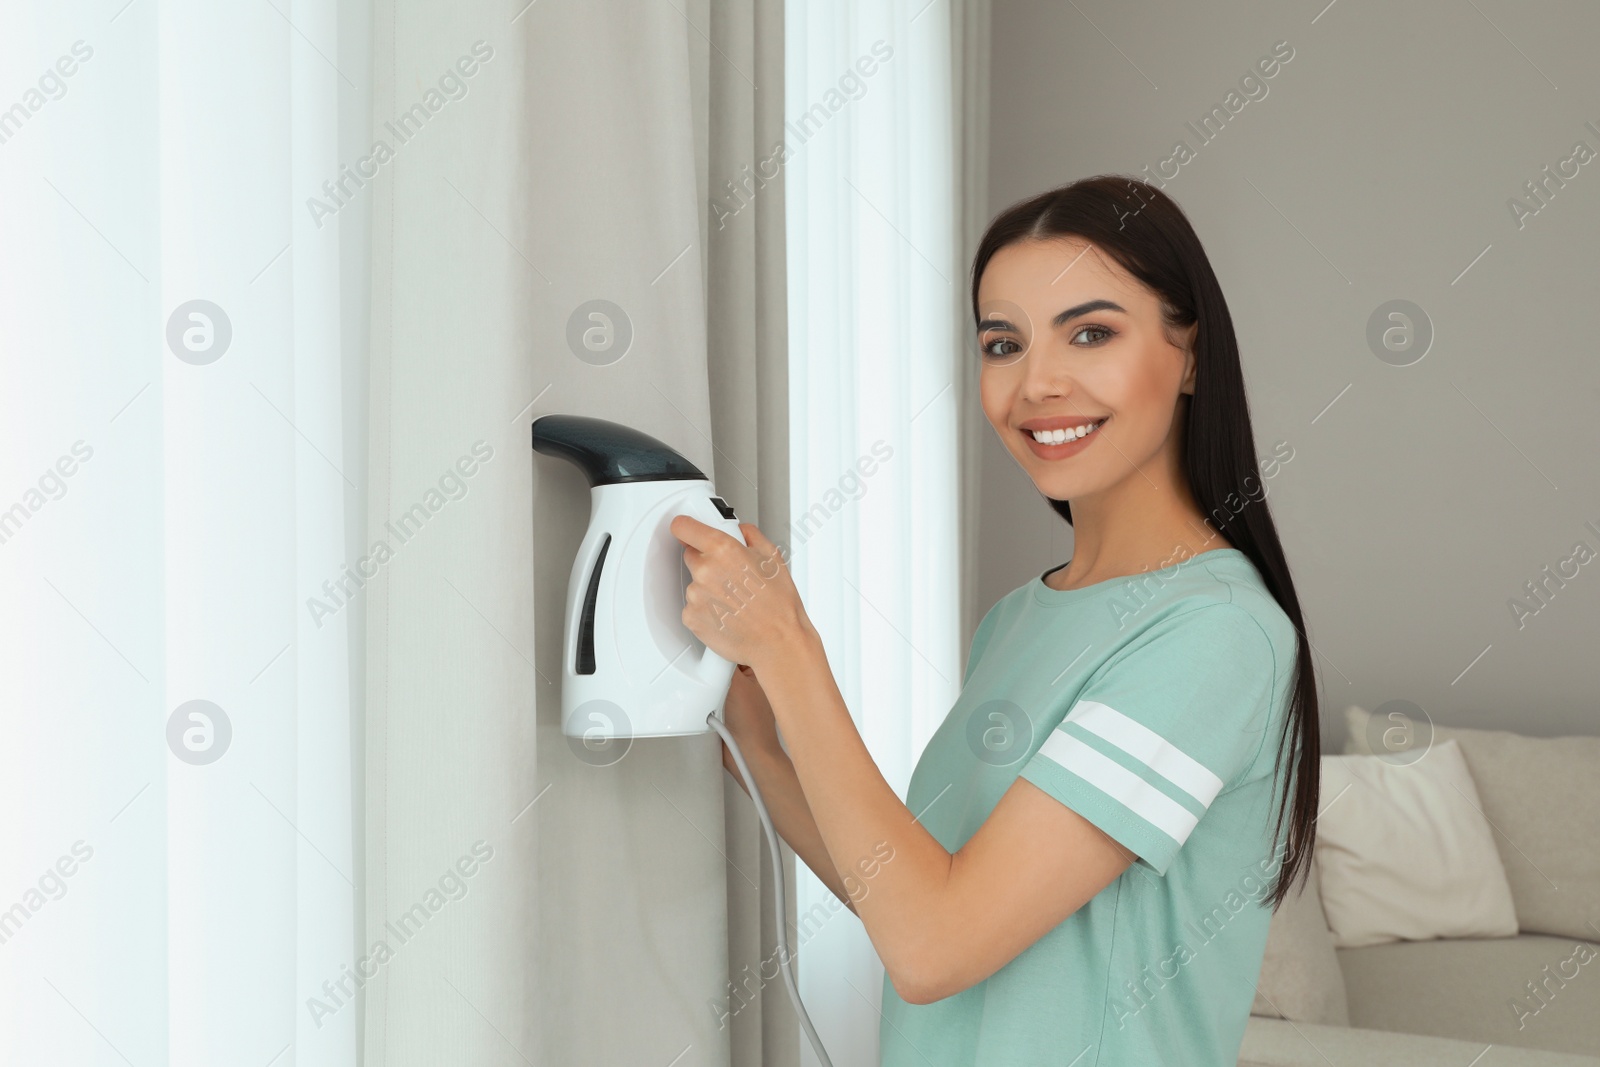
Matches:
[707,711,836,1067]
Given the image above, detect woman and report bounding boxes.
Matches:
[671,174,1320,1067]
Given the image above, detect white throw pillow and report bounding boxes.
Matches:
[1314,740,1519,948]
[1342,703,1600,941]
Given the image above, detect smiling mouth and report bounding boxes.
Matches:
[1020,417,1107,446]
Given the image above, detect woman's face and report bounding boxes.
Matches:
[976,237,1198,505]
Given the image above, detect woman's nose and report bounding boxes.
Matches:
[1019,346,1073,403]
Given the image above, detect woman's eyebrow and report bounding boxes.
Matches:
[1051,299,1125,327]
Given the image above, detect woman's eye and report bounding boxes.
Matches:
[980,336,1021,360]
[1071,324,1113,345]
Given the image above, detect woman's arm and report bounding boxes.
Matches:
[723,735,862,916]
[755,621,1133,1005]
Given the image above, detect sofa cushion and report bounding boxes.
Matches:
[1314,740,1519,947]
[1336,933,1600,1058]
[1251,853,1350,1026]
[1239,1014,1600,1066]
[1343,704,1600,941]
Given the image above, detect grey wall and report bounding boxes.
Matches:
[979,1,1600,744]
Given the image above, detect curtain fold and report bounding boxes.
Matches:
[699,0,801,1065]
[363,0,787,1064]
[362,5,539,1065]
[703,0,798,1063]
[954,0,994,661]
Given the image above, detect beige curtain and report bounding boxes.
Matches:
[703,2,799,1064]
[955,0,994,650]
[362,0,791,1065]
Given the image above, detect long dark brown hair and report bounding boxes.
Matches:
[971,174,1319,910]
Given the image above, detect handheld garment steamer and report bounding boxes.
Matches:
[532,414,835,1067]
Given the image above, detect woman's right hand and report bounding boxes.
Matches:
[720,663,784,789]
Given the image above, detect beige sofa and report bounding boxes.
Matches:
[1238,706,1600,1066]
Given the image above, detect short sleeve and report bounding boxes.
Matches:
[1017,603,1279,875]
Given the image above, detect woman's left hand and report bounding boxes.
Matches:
[669,516,809,672]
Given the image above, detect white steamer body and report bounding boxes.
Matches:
[560,479,745,739]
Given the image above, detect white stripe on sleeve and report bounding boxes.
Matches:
[1064,700,1224,808]
[1033,729,1202,846]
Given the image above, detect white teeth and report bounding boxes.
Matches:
[1030,420,1103,444]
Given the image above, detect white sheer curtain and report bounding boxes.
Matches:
[0,2,370,1064]
[785,2,988,1063]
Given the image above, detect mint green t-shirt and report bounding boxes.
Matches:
[878,548,1299,1067]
